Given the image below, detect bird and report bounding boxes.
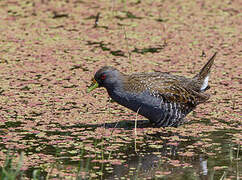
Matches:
[87,52,217,127]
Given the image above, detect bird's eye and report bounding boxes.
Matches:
[101,74,106,80]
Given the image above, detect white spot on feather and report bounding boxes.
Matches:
[201,76,209,91]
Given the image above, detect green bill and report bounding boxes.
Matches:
[87,81,99,93]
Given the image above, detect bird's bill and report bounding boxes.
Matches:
[87,79,99,93]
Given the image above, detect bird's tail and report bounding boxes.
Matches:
[193,52,217,91]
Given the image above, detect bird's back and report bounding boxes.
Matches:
[124,72,210,106]
[117,71,211,127]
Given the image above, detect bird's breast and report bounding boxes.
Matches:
[108,89,166,118]
[107,88,192,127]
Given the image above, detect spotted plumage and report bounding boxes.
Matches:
[88,52,217,127]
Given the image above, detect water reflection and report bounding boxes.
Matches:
[73,123,240,180]
[100,131,209,179]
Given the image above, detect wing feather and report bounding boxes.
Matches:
[124,72,210,107]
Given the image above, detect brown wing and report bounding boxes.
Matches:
[124,72,210,107]
[153,81,210,107]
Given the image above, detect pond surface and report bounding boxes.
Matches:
[0,0,241,179]
[0,118,241,179]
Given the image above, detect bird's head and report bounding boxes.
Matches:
[87,66,123,93]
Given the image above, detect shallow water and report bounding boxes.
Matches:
[1,118,240,179]
[63,125,241,179]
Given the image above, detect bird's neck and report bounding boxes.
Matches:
[105,74,128,100]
